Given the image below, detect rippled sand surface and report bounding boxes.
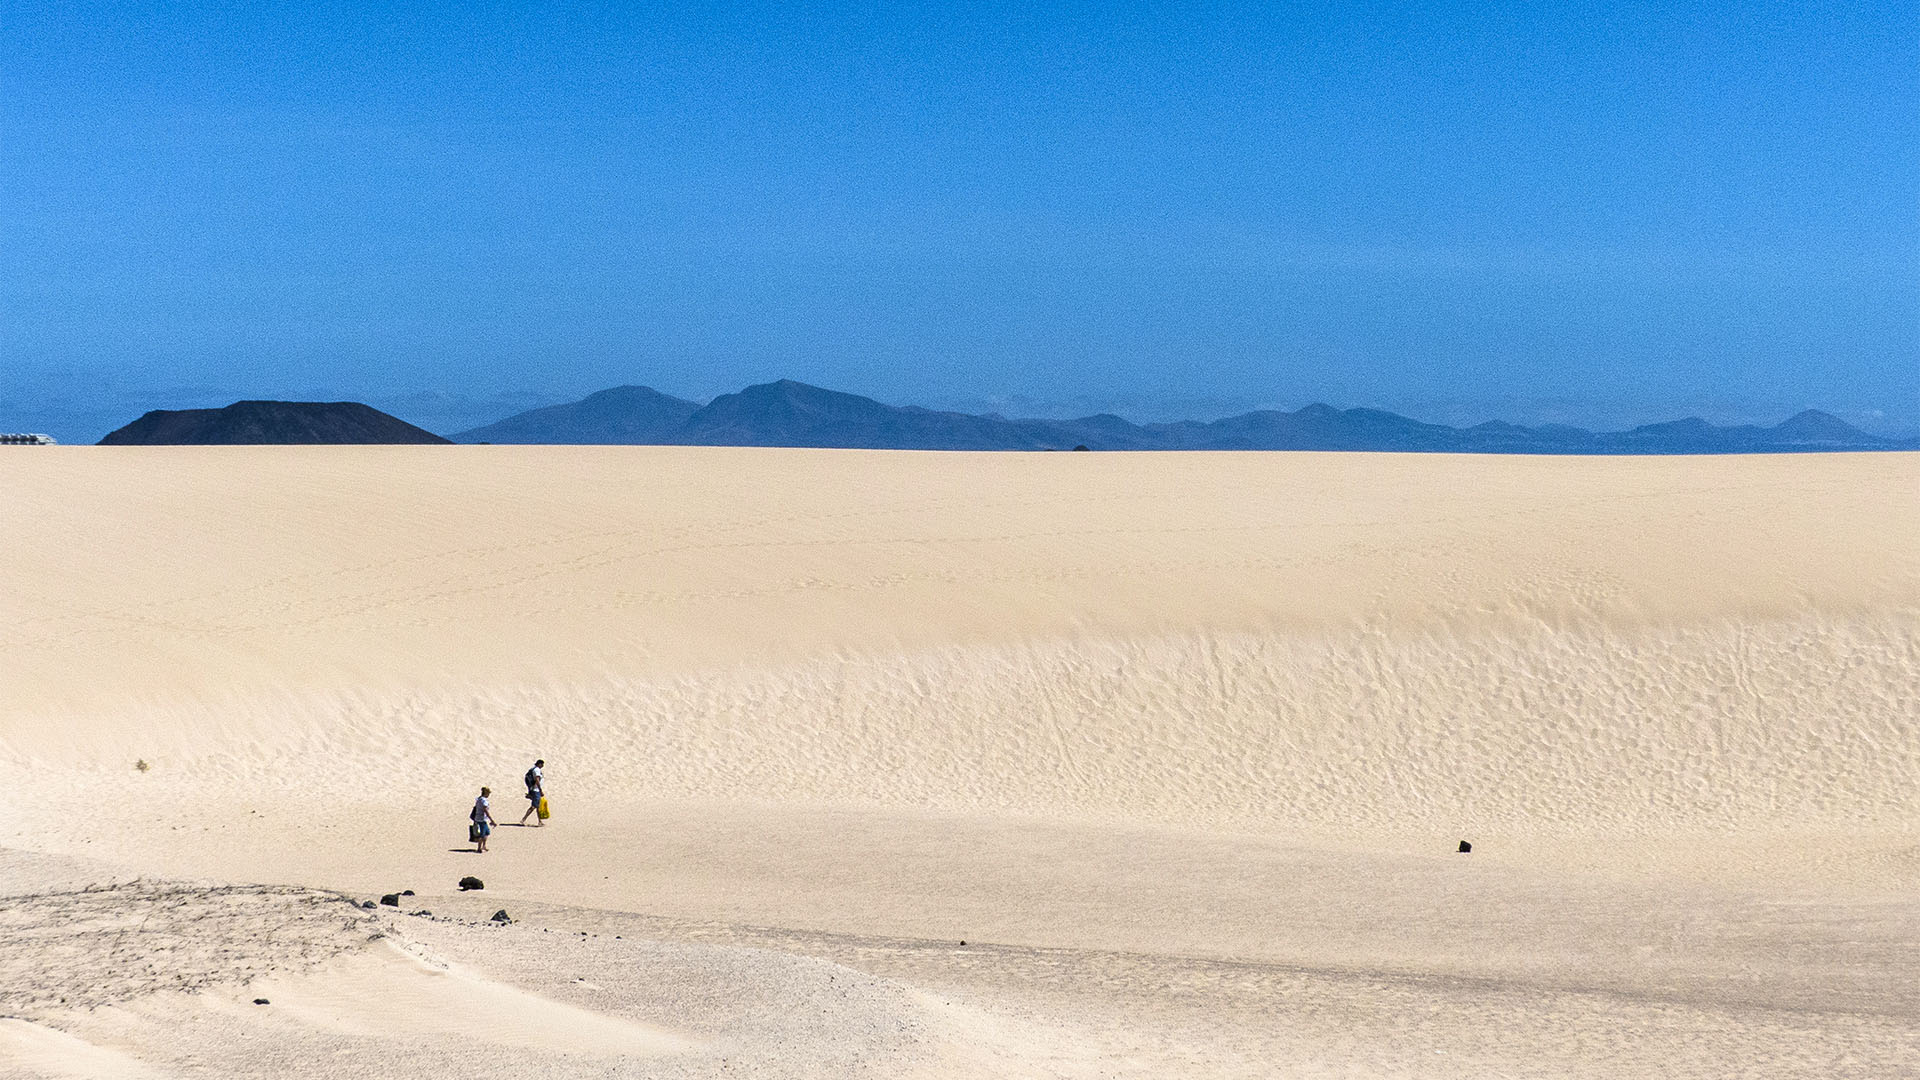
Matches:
[1,447,1914,1077]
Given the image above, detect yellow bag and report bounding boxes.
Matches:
[537,796,550,820]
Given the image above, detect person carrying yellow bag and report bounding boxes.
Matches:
[519,759,548,827]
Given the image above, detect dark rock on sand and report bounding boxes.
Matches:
[491,909,511,923]
[379,894,400,906]
[458,876,484,891]
[1458,841,1472,853]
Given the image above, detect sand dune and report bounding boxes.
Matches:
[0,446,1914,1076]
[21,613,1910,829]
[244,939,696,1057]
[0,1019,163,1080]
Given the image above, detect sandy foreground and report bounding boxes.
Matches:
[0,446,1915,1078]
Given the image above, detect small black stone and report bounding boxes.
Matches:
[1458,841,1472,853]
[959,940,966,946]
[401,889,415,896]
[491,909,511,923]
[379,894,400,906]
[458,876,484,891]
[253,998,270,1005]
[360,900,376,909]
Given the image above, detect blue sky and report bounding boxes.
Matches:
[3,2,1916,440]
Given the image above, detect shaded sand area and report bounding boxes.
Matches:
[1,446,1916,1077]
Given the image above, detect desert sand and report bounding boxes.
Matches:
[0,446,1915,1078]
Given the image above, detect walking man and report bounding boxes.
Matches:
[520,759,545,827]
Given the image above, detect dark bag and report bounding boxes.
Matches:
[469,823,481,842]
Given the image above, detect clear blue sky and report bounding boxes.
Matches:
[4,1,1916,439]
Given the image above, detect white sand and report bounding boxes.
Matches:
[0,446,1914,1077]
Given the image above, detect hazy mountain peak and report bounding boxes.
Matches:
[1771,409,1871,443]
[454,385,699,444]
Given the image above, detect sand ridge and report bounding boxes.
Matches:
[6,612,1913,853]
[4,447,1912,720]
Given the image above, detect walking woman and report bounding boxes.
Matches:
[470,786,497,853]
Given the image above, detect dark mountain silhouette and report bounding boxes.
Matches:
[677,380,1131,450]
[99,401,451,445]
[452,380,1913,454]
[455,385,701,444]
[1770,409,1887,446]
[681,380,989,448]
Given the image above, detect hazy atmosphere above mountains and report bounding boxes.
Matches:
[3,5,1915,441]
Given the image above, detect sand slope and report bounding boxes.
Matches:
[3,448,1914,851]
[0,447,1915,1077]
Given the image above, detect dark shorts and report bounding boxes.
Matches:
[527,790,542,806]
[474,819,492,837]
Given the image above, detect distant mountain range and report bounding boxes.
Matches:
[100,401,450,445]
[86,384,1914,452]
[453,380,1917,454]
